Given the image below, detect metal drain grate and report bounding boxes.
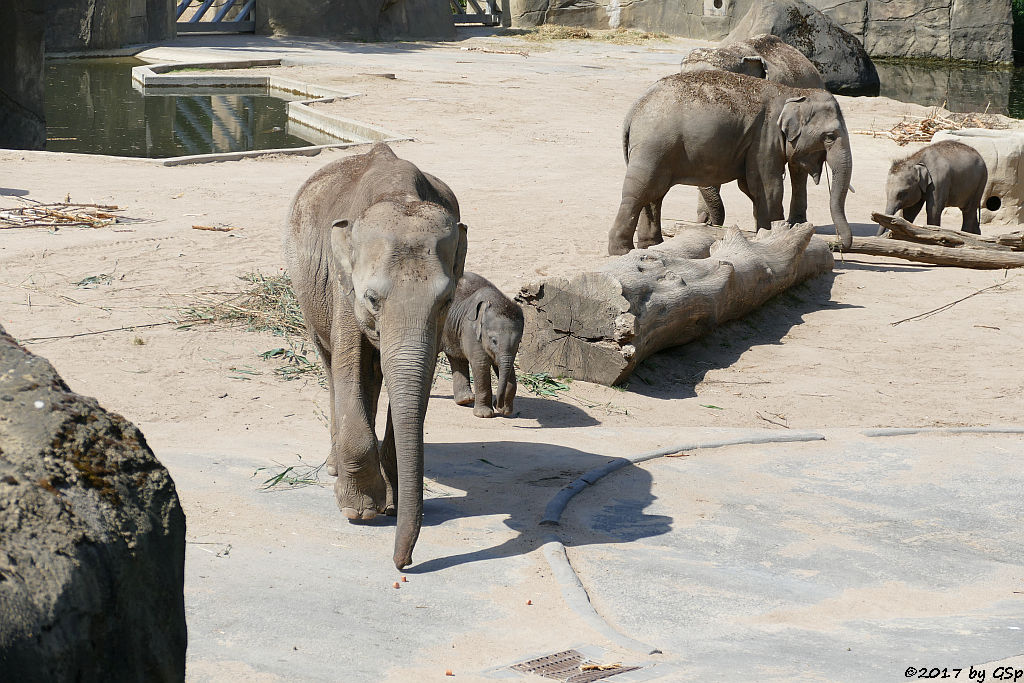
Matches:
[510,649,640,682]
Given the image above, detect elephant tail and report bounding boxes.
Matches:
[622,113,631,165]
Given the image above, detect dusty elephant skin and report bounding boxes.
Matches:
[609,70,853,256]
[884,140,988,235]
[284,143,467,570]
[442,272,524,419]
[0,325,187,681]
[681,33,826,227]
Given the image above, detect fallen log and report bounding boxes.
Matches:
[843,236,1024,269]
[871,212,1024,251]
[515,221,833,386]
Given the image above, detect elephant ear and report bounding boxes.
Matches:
[329,219,355,284]
[469,299,489,342]
[453,222,468,282]
[915,163,934,195]
[777,96,806,143]
[741,55,769,79]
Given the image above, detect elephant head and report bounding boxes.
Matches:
[884,161,931,220]
[777,93,854,249]
[330,200,467,569]
[468,297,524,416]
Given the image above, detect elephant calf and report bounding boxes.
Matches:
[284,143,468,570]
[442,272,524,418]
[884,140,987,235]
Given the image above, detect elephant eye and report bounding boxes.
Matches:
[364,288,381,313]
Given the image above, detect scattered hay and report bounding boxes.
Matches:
[0,198,131,229]
[183,272,305,337]
[516,25,668,44]
[852,108,1008,146]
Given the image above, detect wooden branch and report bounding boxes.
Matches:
[844,237,1024,269]
[871,212,1024,251]
[515,222,834,386]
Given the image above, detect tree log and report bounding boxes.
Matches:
[515,222,834,386]
[844,236,1024,269]
[870,212,1024,251]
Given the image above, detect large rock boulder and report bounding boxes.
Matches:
[726,0,879,94]
[0,0,45,150]
[808,0,1012,64]
[257,0,457,41]
[0,326,187,681]
[45,0,175,52]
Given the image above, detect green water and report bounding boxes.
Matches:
[873,60,1024,117]
[45,58,321,158]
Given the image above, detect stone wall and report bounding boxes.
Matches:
[257,0,457,41]
[510,0,1012,64]
[45,0,175,52]
[0,0,46,150]
[809,0,1012,64]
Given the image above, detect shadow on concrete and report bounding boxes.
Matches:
[624,272,856,400]
[403,439,670,573]
[428,392,601,428]
[0,187,29,196]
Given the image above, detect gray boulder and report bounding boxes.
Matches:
[45,0,175,52]
[0,0,45,150]
[257,0,457,41]
[0,325,187,681]
[727,0,879,95]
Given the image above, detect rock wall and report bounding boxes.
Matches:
[257,0,457,41]
[0,325,187,680]
[45,0,175,52]
[510,0,1012,64]
[809,0,1012,64]
[0,0,46,150]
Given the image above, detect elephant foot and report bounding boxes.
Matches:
[608,239,633,256]
[637,236,663,249]
[493,402,514,417]
[473,404,495,418]
[696,209,711,225]
[787,215,807,225]
[335,475,387,522]
[454,393,474,406]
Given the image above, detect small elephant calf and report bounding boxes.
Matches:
[884,140,988,234]
[442,272,524,418]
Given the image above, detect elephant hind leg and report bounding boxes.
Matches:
[961,187,984,235]
[637,197,665,250]
[697,186,725,227]
[609,156,671,255]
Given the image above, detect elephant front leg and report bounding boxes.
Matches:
[330,337,388,520]
[470,356,495,418]
[787,165,808,225]
[901,199,924,226]
[746,161,784,230]
[379,405,398,516]
[447,353,474,406]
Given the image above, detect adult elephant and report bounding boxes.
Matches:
[680,34,827,227]
[608,70,853,255]
[285,143,468,570]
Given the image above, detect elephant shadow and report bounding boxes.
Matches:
[428,390,601,428]
[624,271,858,400]
[397,440,671,573]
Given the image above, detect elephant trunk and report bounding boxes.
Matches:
[827,132,854,250]
[494,353,514,415]
[380,322,438,570]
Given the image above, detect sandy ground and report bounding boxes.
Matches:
[2,30,1023,681]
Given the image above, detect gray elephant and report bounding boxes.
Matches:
[441,272,524,418]
[608,70,853,255]
[284,143,467,570]
[883,140,987,235]
[681,34,827,226]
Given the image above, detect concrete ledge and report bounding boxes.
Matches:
[128,58,411,164]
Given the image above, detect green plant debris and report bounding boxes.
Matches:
[520,371,571,397]
[182,272,305,336]
[261,343,326,386]
[700,404,724,410]
[253,457,328,490]
[73,273,114,288]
